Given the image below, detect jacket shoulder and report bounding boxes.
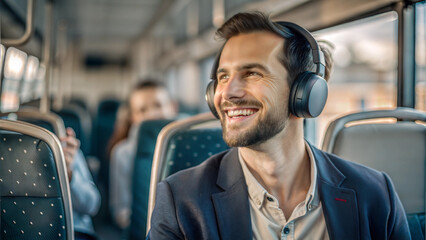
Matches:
[318,149,395,203]
[323,150,386,184]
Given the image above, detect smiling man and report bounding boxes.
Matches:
[147,12,410,240]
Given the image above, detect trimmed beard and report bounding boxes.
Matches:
[219,100,289,147]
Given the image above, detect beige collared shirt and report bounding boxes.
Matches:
[238,142,329,240]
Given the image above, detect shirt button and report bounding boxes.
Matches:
[283,227,290,234]
[266,196,274,202]
[308,204,313,211]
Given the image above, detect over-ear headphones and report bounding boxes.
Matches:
[205,21,328,119]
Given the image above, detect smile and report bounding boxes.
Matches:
[226,108,258,118]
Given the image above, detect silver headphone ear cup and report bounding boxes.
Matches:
[289,72,328,118]
[205,81,219,119]
[305,76,328,117]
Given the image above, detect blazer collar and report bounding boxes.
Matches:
[310,143,346,187]
[216,148,244,189]
[309,144,360,240]
[212,148,252,240]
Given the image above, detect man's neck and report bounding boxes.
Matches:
[239,120,311,218]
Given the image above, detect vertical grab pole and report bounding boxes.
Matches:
[396,1,416,108]
[396,1,404,107]
[40,0,53,113]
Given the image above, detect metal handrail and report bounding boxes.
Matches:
[322,107,426,153]
[0,107,66,138]
[1,0,36,46]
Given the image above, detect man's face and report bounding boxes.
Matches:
[213,31,290,147]
[129,87,175,125]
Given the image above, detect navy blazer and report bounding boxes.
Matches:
[148,145,411,240]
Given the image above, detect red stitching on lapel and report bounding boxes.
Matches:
[335,198,347,202]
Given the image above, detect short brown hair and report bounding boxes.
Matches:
[130,79,171,101]
[216,12,333,84]
[132,79,167,92]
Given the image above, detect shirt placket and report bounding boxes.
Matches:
[280,221,295,240]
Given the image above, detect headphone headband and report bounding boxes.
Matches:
[273,21,326,77]
[210,22,326,80]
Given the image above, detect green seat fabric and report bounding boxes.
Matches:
[129,119,174,240]
[162,128,229,178]
[0,131,69,239]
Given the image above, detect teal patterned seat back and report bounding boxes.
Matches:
[0,120,72,240]
[129,119,175,240]
[147,113,229,232]
[161,128,229,179]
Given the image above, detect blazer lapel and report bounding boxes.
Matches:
[311,146,360,240]
[212,148,252,240]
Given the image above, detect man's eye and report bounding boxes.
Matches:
[218,74,229,81]
[246,72,261,78]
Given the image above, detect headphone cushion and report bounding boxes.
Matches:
[205,81,219,119]
[290,72,328,118]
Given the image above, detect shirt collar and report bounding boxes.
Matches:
[239,150,266,209]
[305,141,320,209]
[238,141,320,210]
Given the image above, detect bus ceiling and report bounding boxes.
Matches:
[0,0,420,59]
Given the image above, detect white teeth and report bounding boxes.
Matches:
[227,109,256,118]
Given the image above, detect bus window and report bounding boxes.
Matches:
[34,64,46,99]
[21,55,39,103]
[1,47,28,112]
[416,2,426,112]
[314,12,398,146]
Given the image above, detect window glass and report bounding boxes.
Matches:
[173,5,189,45]
[225,0,262,18]
[314,12,398,146]
[165,67,178,100]
[198,0,213,34]
[415,2,426,111]
[1,79,20,112]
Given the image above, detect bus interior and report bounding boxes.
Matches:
[1,0,425,239]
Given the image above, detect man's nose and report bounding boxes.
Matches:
[222,75,246,100]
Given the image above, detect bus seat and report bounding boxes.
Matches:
[92,98,120,185]
[162,127,227,177]
[91,98,121,224]
[54,104,93,155]
[322,107,426,238]
[69,97,89,112]
[129,119,175,240]
[54,104,99,180]
[146,113,229,233]
[0,108,66,138]
[0,119,73,239]
[93,98,120,162]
